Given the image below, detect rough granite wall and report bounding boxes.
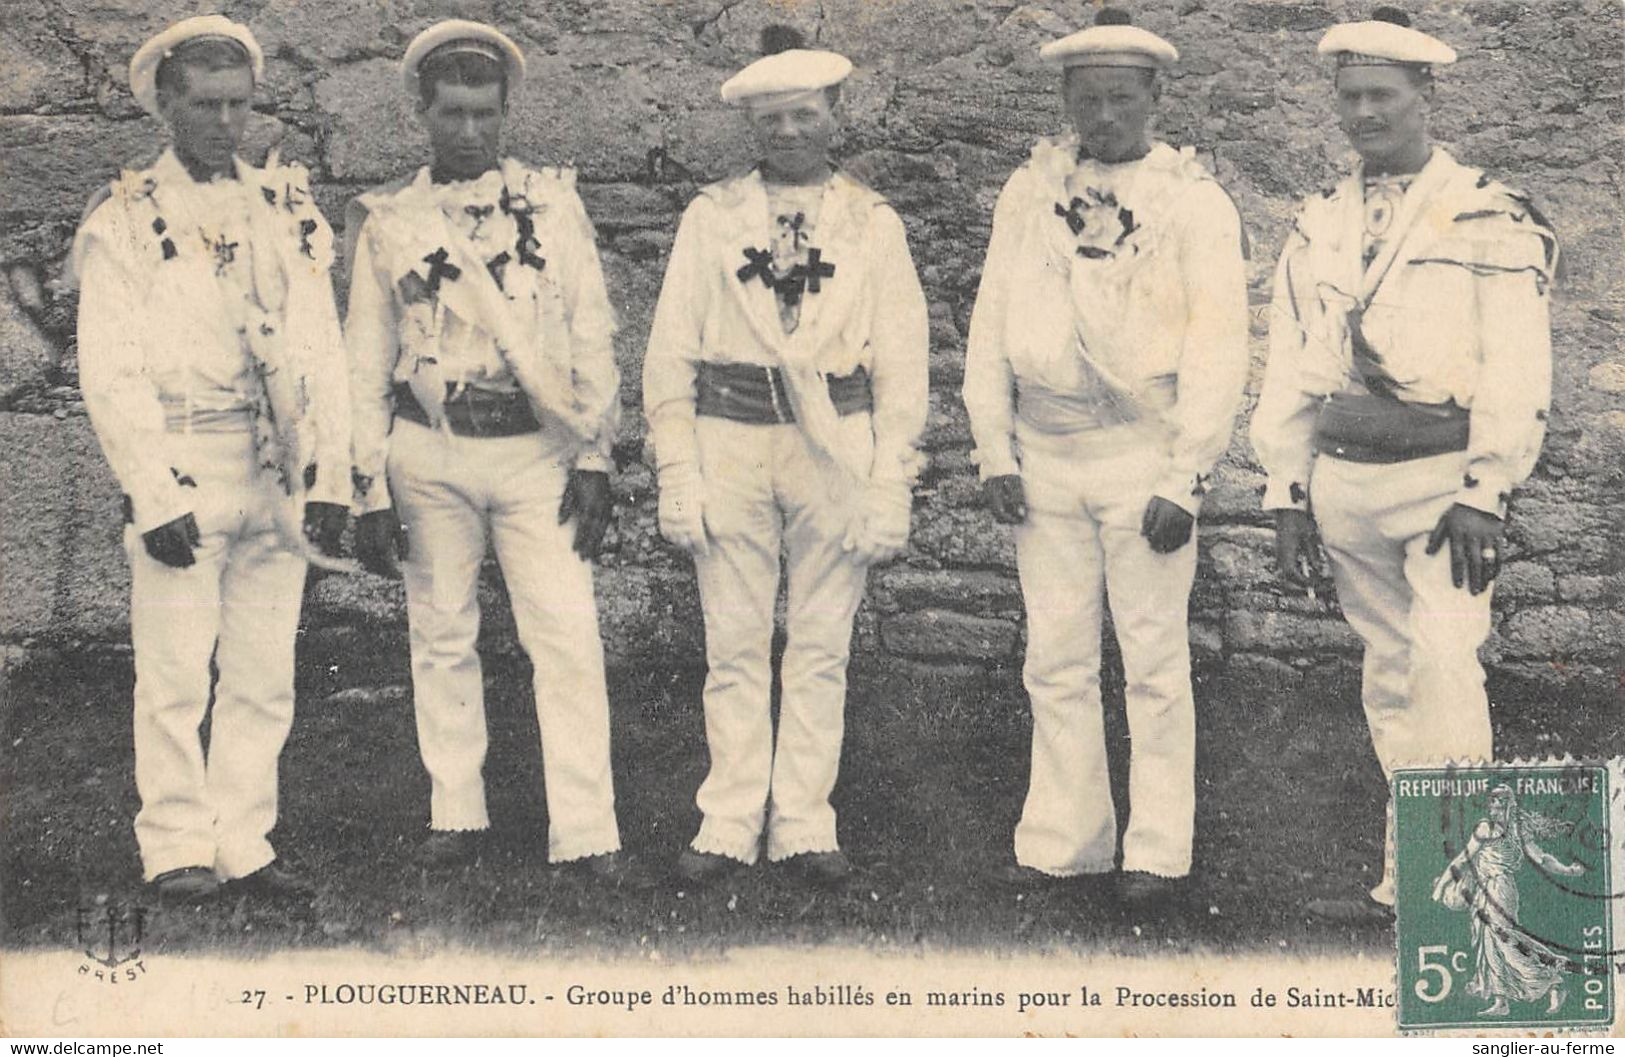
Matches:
[1,0,1620,691]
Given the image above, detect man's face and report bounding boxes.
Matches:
[158,64,253,178]
[419,80,505,180]
[1064,66,1157,163]
[748,92,836,183]
[1335,65,1431,167]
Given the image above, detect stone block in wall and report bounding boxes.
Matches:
[1223,610,1361,654]
[1571,411,1625,478]
[871,568,1022,616]
[1495,562,1558,606]
[305,569,405,628]
[0,411,127,641]
[921,391,972,452]
[1199,461,1268,523]
[1202,525,1276,590]
[0,115,161,254]
[249,0,396,66]
[0,0,86,112]
[1507,495,1607,558]
[314,59,419,184]
[0,277,58,404]
[1589,363,1625,395]
[1499,606,1601,660]
[909,502,1016,570]
[1558,575,1624,604]
[881,609,1017,662]
[594,566,704,668]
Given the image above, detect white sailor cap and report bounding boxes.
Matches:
[1040,9,1178,71]
[1318,7,1457,69]
[129,15,264,117]
[721,25,852,110]
[402,20,526,100]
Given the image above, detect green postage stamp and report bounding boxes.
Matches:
[1394,761,1622,1032]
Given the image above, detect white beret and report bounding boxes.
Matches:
[720,49,853,107]
[1318,20,1457,67]
[129,15,264,117]
[402,20,526,100]
[1040,24,1179,70]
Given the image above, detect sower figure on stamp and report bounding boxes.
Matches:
[72,16,355,903]
[1431,785,1583,1017]
[643,26,929,888]
[1252,7,1558,915]
[345,20,646,884]
[962,8,1249,908]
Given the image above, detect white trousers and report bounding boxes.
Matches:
[689,415,873,864]
[388,419,620,862]
[1312,451,1496,895]
[1012,422,1198,879]
[127,428,306,882]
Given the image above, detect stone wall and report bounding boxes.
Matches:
[2,0,1620,691]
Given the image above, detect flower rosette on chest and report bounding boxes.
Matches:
[1053,186,1142,263]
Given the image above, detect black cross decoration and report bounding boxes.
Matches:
[211,234,239,275]
[801,248,835,294]
[736,247,776,289]
[1055,197,1086,235]
[422,248,462,294]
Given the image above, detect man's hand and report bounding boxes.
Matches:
[143,512,200,568]
[355,509,408,578]
[1272,508,1322,590]
[982,474,1028,525]
[1425,503,1505,596]
[559,469,613,560]
[1140,496,1195,554]
[302,501,349,558]
[657,463,709,557]
[842,482,913,566]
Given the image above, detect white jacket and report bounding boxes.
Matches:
[1253,147,1558,517]
[642,169,929,486]
[345,159,621,514]
[74,149,351,532]
[963,136,1250,515]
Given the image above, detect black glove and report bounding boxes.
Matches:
[559,470,613,560]
[143,513,201,569]
[355,509,408,578]
[302,501,349,558]
[1272,508,1323,590]
[1140,496,1195,554]
[982,474,1028,525]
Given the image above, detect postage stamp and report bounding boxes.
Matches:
[1394,761,1619,1032]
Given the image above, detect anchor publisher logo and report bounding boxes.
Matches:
[75,902,151,984]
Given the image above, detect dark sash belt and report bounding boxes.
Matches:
[694,362,873,425]
[393,382,541,438]
[1314,391,1471,464]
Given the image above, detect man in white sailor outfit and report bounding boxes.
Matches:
[962,9,1249,906]
[345,21,641,883]
[1253,7,1558,913]
[73,15,354,902]
[643,27,929,887]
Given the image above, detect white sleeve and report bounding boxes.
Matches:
[1152,181,1250,516]
[961,172,1026,481]
[75,203,191,533]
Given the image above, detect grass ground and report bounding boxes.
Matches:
[2,634,1613,961]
